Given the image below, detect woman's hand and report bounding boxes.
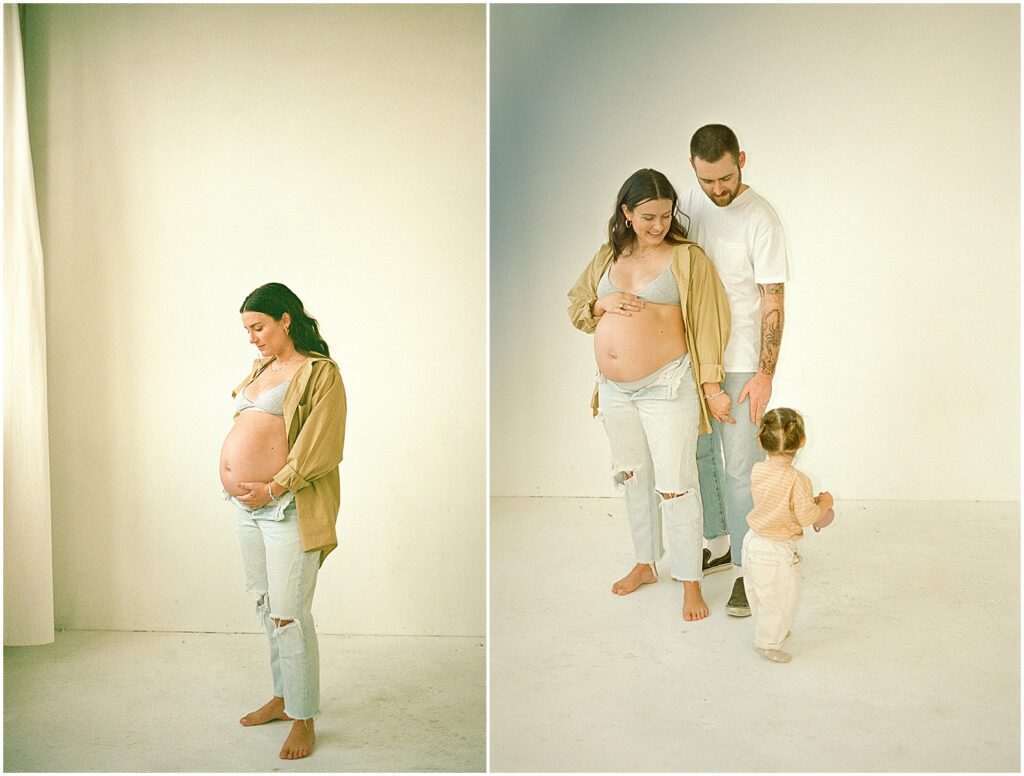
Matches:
[706,393,736,424]
[702,384,736,424]
[594,292,645,318]
[237,481,275,510]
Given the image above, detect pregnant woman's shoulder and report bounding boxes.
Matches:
[677,241,718,274]
[306,356,345,392]
[673,240,705,259]
[582,243,616,278]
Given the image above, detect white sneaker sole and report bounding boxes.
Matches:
[702,560,733,577]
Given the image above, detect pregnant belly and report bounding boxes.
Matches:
[219,413,289,496]
[595,303,688,381]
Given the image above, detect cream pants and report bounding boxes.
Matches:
[742,531,802,650]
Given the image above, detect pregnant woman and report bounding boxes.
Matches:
[219,282,346,760]
[567,169,732,621]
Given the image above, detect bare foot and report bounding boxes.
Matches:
[240,696,292,726]
[682,581,709,621]
[756,646,792,663]
[611,563,657,595]
[280,718,315,760]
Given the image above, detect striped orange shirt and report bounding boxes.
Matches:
[746,456,823,541]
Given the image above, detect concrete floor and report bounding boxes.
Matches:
[4,630,484,772]
[490,496,1020,772]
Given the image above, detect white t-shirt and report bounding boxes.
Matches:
[677,186,788,373]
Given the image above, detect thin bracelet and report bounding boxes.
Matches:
[267,482,275,500]
[704,390,725,400]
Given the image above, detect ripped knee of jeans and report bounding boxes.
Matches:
[273,618,307,658]
[656,487,697,501]
[611,466,640,490]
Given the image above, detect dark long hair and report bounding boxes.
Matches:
[606,168,690,259]
[240,282,330,358]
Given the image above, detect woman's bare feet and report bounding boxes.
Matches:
[681,581,709,621]
[280,718,315,760]
[240,696,292,726]
[611,563,658,595]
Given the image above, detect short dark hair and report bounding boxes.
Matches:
[690,124,741,164]
[606,169,690,259]
[240,282,331,358]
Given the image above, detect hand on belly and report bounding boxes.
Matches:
[595,303,687,382]
[220,415,288,495]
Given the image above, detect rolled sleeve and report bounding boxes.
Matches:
[698,362,726,385]
[567,294,599,333]
[273,462,311,493]
[752,227,789,284]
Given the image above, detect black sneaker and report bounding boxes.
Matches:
[702,547,732,576]
[726,577,751,617]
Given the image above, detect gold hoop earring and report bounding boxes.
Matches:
[625,218,632,228]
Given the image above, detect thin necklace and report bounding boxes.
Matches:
[629,246,658,261]
[267,354,302,373]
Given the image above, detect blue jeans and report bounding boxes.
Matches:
[696,371,764,566]
[597,354,703,582]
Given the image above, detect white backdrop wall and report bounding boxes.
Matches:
[25,4,485,635]
[491,4,1020,502]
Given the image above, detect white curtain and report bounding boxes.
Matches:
[4,3,55,646]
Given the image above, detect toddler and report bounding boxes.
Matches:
[742,408,833,663]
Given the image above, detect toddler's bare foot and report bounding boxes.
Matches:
[681,581,709,621]
[280,718,315,760]
[756,646,792,663]
[611,563,658,595]
[240,696,292,726]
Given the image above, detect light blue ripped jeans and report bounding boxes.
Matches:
[597,354,703,581]
[225,489,321,720]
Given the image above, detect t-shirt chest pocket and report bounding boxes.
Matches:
[712,239,752,285]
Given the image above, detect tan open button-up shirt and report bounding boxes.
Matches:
[566,241,731,434]
[233,355,347,563]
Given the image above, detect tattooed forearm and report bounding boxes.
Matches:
[759,309,784,375]
[757,283,785,376]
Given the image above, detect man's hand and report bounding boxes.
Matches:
[738,372,773,425]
